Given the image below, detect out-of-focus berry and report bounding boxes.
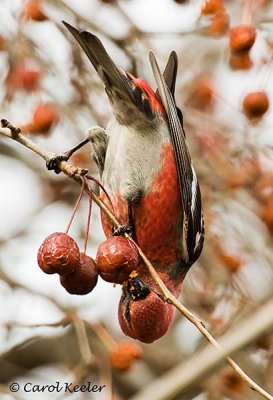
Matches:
[37,232,80,275]
[24,0,47,21]
[109,342,143,371]
[96,237,139,284]
[220,369,247,397]
[201,0,224,14]
[186,75,215,112]
[22,103,59,134]
[7,63,40,92]
[229,25,256,54]
[60,253,98,295]
[227,157,261,190]
[229,52,253,70]
[217,248,243,273]
[242,91,269,120]
[209,10,230,38]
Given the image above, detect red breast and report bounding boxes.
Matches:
[100,141,182,266]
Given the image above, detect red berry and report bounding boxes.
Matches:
[7,63,40,92]
[96,237,139,284]
[118,272,181,343]
[109,342,143,371]
[24,0,47,21]
[20,103,59,135]
[229,25,256,54]
[201,0,224,14]
[37,232,80,275]
[217,248,243,273]
[229,52,253,70]
[186,75,215,112]
[31,103,59,133]
[242,92,269,120]
[208,10,230,38]
[60,253,98,295]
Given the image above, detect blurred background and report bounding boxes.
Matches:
[0,0,273,399]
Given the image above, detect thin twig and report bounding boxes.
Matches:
[71,314,94,366]
[0,123,272,400]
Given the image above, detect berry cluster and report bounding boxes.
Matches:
[37,179,177,343]
[37,179,139,294]
[197,0,270,121]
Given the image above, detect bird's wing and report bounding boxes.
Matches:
[150,52,204,267]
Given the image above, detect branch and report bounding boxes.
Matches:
[1,121,272,400]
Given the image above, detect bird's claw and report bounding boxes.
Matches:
[46,152,71,174]
[113,223,134,237]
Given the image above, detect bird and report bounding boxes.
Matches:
[48,21,205,342]
[60,21,204,272]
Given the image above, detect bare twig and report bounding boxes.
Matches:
[1,122,272,400]
[72,314,94,366]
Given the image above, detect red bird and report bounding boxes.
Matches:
[49,22,205,342]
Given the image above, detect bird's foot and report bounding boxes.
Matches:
[113,222,134,237]
[46,138,90,174]
[46,151,72,174]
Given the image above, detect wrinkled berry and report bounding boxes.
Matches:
[96,237,139,284]
[60,253,98,295]
[37,232,80,275]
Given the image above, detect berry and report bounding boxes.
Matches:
[118,272,181,343]
[24,0,47,21]
[217,248,243,273]
[27,103,59,134]
[7,63,40,92]
[229,25,256,54]
[60,253,98,295]
[242,92,269,120]
[229,52,253,71]
[119,287,175,343]
[37,232,80,275]
[201,0,224,15]
[109,342,143,371]
[186,75,215,112]
[209,10,230,38]
[96,237,139,284]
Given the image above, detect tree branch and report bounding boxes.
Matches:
[1,121,272,400]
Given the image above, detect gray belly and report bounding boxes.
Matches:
[102,117,170,203]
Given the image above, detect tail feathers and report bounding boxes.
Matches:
[157,51,178,98]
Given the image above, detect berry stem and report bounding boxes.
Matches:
[83,177,93,254]
[86,174,114,211]
[65,177,85,234]
[242,0,253,25]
